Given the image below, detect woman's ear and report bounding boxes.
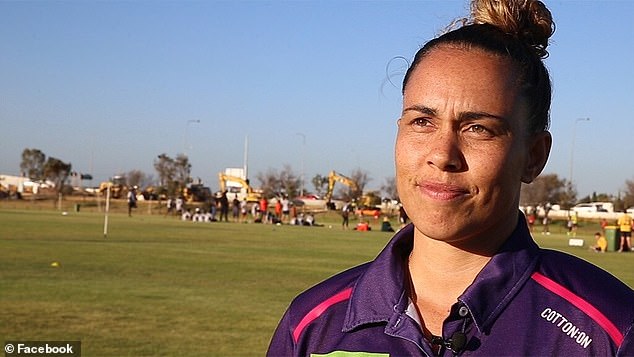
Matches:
[522,131,552,183]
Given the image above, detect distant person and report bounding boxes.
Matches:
[354,220,370,231]
[541,216,550,235]
[175,196,184,214]
[398,203,408,227]
[526,208,536,232]
[381,216,395,232]
[590,232,607,253]
[219,191,229,222]
[260,197,268,218]
[207,196,217,221]
[617,210,633,252]
[281,195,291,223]
[127,186,137,217]
[232,195,240,222]
[165,197,174,216]
[600,218,608,235]
[240,197,248,222]
[541,202,551,235]
[566,211,578,236]
[341,201,351,229]
[251,201,261,222]
[267,210,276,225]
[275,198,282,221]
[293,213,304,226]
[204,209,213,222]
[305,213,315,226]
[544,202,552,216]
[192,207,203,222]
[291,204,298,223]
[571,211,578,236]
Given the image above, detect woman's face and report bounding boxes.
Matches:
[396,46,550,246]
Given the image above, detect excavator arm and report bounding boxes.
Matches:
[324,170,359,202]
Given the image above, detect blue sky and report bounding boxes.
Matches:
[1,1,632,199]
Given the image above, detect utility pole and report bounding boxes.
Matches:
[569,117,590,190]
[185,119,200,154]
[296,132,306,196]
[243,135,248,180]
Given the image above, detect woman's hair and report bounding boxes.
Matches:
[402,0,555,134]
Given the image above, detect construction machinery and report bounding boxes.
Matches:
[182,183,212,203]
[217,172,262,202]
[140,186,166,201]
[356,191,383,217]
[0,184,11,199]
[98,175,127,199]
[324,170,359,209]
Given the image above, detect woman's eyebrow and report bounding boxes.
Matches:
[404,104,508,123]
[458,111,508,122]
[402,104,437,116]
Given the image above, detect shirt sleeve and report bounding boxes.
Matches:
[267,308,295,357]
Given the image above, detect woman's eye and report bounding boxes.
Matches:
[407,118,435,133]
[412,118,431,127]
[467,124,492,136]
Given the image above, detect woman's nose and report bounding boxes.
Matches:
[426,131,465,172]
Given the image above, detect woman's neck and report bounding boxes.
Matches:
[407,229,502,336]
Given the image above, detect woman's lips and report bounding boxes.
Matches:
[417,181,470,201]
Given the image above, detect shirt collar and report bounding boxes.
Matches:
[342,215,540,333]
[343,224,414,331]
[459,217,540,333]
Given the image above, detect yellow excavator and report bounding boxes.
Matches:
[324,170,360,209]
[98,175,126,199]
[217,172,262,202]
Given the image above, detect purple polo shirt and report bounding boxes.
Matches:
[267,215,634,356]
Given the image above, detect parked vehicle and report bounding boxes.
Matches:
[572,202,614,213]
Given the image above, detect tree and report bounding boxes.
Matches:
[20,148,46,180]
[311,174,328,197]
[559,181,578,209]
[279,164,301,198]
[345,168,369,200]
[381,176,398,200]
[255,165,301,198]
[174,154,192,188]
[520,173,576,208]
[43,157,72,194]
[155,154,175,188]
[126,170,153,189]
[578,192,614,205]
[257,168,281,199]
[621,178,634,211]
[154,153,190,196]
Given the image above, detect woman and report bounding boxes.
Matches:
[268,0,634,355]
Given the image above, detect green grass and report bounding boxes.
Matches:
[0,207,390,356]
[0,205,632,356]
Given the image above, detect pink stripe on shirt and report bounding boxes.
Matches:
[532,271,623,346]
[292,287,353,343]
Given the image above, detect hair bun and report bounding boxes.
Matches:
[470,0,555,58]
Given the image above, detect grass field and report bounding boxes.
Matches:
[1,201,632,356]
